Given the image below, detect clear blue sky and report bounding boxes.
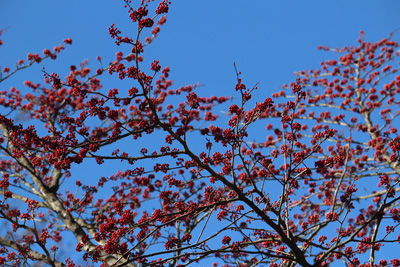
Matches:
[1,1,399,266]
[2,1,399,100]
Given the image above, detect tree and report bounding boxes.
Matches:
[0,1,399,266]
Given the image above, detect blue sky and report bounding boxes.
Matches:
[1,0,400,266]
[2,1,399,100]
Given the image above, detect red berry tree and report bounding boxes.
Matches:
[0,1,400,266]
